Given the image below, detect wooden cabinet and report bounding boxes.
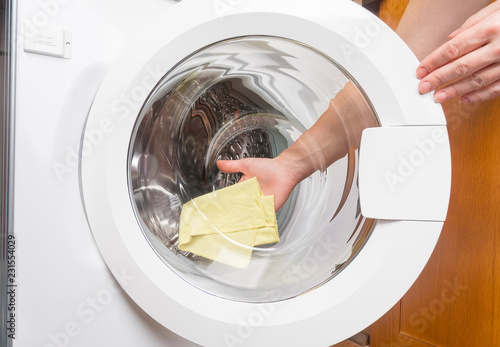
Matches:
[371,1,500,346]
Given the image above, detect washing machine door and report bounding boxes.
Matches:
[81,0,451,346]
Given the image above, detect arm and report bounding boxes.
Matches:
[275,81,375,182]
[221,1,491,210]
[396,0,490,61]
[217,81,376,211]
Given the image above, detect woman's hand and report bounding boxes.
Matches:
[417,1,500,103]
[216,81,376,212]
[217,157,301,212]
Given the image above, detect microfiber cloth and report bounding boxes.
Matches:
[178,177,279,268]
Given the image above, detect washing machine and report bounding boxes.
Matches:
[3,0,451,346]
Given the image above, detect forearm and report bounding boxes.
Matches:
[276,81,376,183]
[275,111,345,184]
[396,0,490,61]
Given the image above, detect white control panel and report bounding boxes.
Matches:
[23,24,72,59]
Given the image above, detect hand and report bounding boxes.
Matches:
[217,157,301,212]
[216,81,376,211]
[417,1,500,103]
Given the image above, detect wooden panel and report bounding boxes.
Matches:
[371,301,438,347]
[399,97,500,346]
[378,0,409,31]
[371,302,402,346]
[372,0,500,346]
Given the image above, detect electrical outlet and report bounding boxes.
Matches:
[24,24,72,59]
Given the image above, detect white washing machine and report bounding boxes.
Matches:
[3,0,451,346]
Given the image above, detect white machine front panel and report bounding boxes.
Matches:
[15,0,196,346]
[14,0,450,346]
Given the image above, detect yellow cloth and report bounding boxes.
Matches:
[178,177,279,268]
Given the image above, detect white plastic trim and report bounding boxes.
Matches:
[359,126,451,221]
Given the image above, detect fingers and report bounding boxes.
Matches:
[217,159,255,183]
[434,62,500,103]
[418,44,494,95]
[416,3,500,104]
[216,159,245,174]
[417,29,487,81]
[459,78,500,104]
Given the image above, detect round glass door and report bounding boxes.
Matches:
[128,36,378,302]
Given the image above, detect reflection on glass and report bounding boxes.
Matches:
[129,36,378,302]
